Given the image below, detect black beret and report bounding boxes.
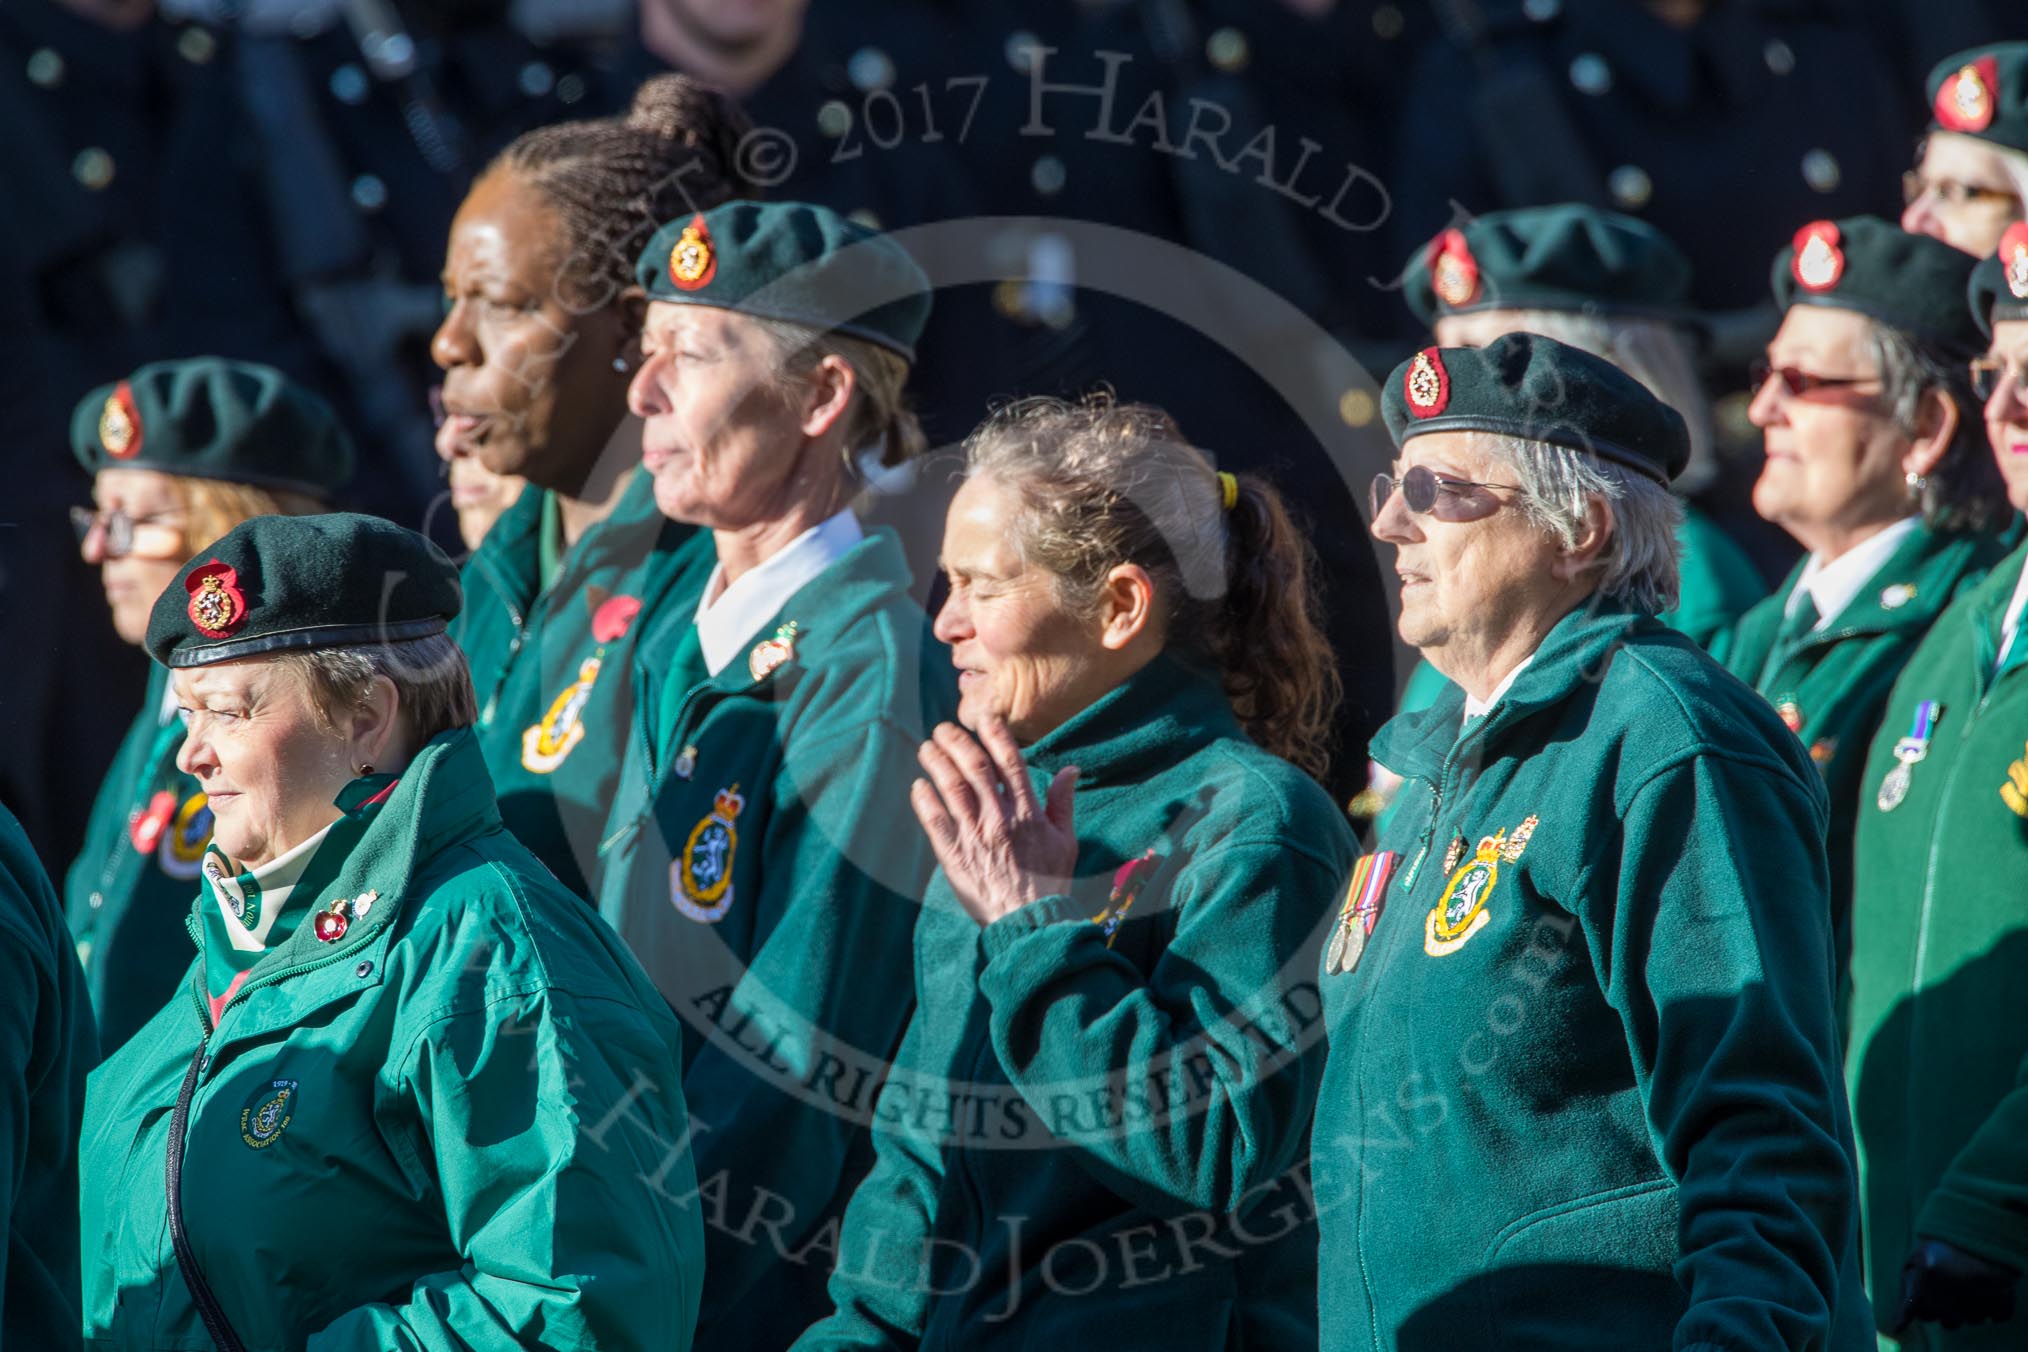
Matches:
[1771,216,1985,358]
[71,358,354,498]
[1381,332,1690,484]
[1970,222,2028,338]
[1927,44,2028,156]
[1403,204,1693,328]
[146,513,461,669]
[635,200,932,361]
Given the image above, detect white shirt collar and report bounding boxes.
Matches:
[204,820,334,952]
[695,510,863,677]
[1998,559,2028,670]
[1787,516,1919,629]
[1462,653,1536,721]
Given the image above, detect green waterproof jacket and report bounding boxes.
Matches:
[796,655,1358,1350]
[457,468,715,898]
[596,528,954,1349]
[1319,603,1871,1352]
[2,804,96,1351]
[78,728,705,1351]
[1721,522,2012,988]
[1667,502,1770,650]
[64,665,213,1052]
[1849,541,2028,1349]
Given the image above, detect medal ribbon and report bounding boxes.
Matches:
[1904,700,1939,748]
[1346,850,1401,934]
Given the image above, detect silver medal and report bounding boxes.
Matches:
[1877,760,1911,812]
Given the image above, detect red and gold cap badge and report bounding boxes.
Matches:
[1936,56,2000,134]
[185,560,247,638]
[99,381,142,460]
[668,213,717,292]
[2003,222,2028,301]
[1791,221,1844,294]
[1428,228,1481,309]
[1405,348,1450,418]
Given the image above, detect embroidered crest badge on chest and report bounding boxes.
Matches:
[749,622,801,680]
[158,793,213,881]
[672,785,743,922]
[240,1078,299,1150]
[1091,849,1159,948]
[1425,816,1536,957]
[521,657,601,774]
[1326,849,1401,975]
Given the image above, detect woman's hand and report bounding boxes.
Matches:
[910,717,1078,926]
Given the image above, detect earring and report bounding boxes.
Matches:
[1906,470,1928,493]
[356,762,375,777]
[612,356,629,374]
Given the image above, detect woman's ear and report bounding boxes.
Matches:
[1903,386,1961,480]
[1549,493,1615,584]
[798,355,857,440]
[1095,563,1158,652]
[345,675,404,772]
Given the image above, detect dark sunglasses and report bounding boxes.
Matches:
[1369,466,1523,521]
[1749,360,1882,400]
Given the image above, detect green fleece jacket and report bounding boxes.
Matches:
[456,467,715,897]
[1,804,95,1351]
[63,665,210,1051]
[596,528,954,1349]
[1849,541,2028,1349]
[1320,602,1872,1352]
[78,729,704,1351]
[796,654,1356,1350]
[1721,522,2011,992]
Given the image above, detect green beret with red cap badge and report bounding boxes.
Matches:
[1771,215,1985,359]
[1927,43,2028,156]
[1402,204,1693,329]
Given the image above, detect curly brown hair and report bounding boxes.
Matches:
[963,395,1341,779]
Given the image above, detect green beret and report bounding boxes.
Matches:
[70,358,354,499]
[1771,215,1985,359]
[1970,222,2028,338]
[1926,43,2028,156]
[145,513,460,669]
[1381,332,1689,485]
[634,200,932,361]
[1403,204,1693,328]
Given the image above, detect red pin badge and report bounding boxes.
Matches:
[1791,221,1844,294]
[100,381,143,459]
[1404,348,1451,418]
[591,593,643,645]
[185,560,248,638]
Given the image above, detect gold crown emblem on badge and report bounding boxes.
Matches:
[99,381,142,459]
[668,213,717,291]
[713,786,746,819]
[184,560,246,638]
[1405,348,1450,417]
[2005,224,2028,301]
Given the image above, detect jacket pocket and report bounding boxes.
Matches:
[1473,1179,1683,1352]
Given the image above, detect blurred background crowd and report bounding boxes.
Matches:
[6,0,2022,875]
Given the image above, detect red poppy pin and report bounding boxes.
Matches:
[1791,221,1844,294]
[1094,848,1160,948]
[1936,56,2000,133]
[2003,222,2028,301]
[130,789,178,855]
[591,593,643,645]
[667,214,717,292]
[1428,228,1480,309]
[100,381,142,459]
[1405,348,1450,418]
[185,560,247,638]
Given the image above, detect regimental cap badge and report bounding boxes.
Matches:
[749,621,801,680]
[239,1077,299,1150]
[99,380,142,459]
[2004,222,2028,300]
[1791,221,1844,294]
[184,559,247,638]
[1937,56,2000,133]
[1405,348,1450,418]
[1429,228,1481,309]
[668,213,717,292]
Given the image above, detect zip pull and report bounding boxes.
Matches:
[1399,784,1443,892]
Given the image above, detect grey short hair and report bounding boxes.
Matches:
[276,633,477,748]
[1492,309,1716,494]
[1482,433,1684,614]
[1866,319,2007,534]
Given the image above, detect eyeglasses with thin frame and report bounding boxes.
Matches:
[1749,360,1884,401]
[1369,465,1524,522]
[1901,170,2020,210]
[70,506,186,559]
[1971,354,2028,404]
